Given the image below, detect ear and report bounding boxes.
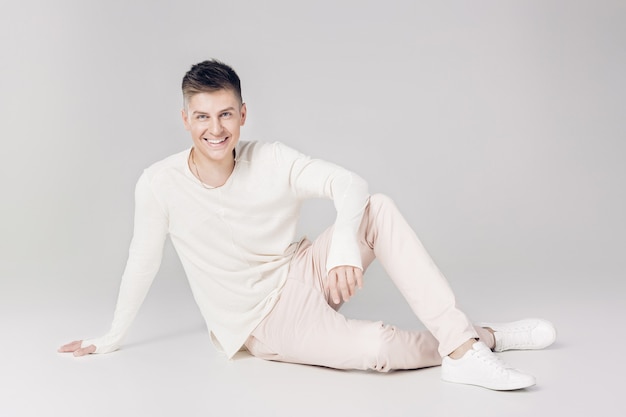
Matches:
[240,103,247,126]
[181,108,191,131]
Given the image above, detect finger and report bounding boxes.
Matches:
[337,270,351,302]
[345,268,356,297]
[73,344,96,357]
[327,271,341,304]
[58,340,82,353]
[355,268,363,289]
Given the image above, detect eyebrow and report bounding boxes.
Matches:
[192,107,236,116]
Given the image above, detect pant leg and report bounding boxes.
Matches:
[355,194,479,356]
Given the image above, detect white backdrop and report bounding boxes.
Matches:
[1,0,624,297]
[2,2,626,416]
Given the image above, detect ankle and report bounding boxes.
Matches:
[449,338,476,360]
[483,326,496,349]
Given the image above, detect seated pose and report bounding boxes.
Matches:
[59,59,556,391]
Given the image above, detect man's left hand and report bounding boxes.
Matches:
[326,265,363,304]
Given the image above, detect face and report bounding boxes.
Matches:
[182,89,247,166]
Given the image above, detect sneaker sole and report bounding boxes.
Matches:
[441,374,536,391]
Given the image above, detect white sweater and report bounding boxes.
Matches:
[83,141,370,358]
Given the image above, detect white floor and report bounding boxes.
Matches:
[1,255,624,417]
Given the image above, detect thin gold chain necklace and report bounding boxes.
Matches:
[190,148,215,190]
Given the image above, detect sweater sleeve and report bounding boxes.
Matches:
[273,142,370,272]
[81,171,169,353]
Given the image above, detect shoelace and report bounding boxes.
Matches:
[472,348,512,376]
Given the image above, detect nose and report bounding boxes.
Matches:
[209,118,224,136]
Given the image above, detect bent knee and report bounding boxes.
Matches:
[367,193,399,219]
[368,193,397,211]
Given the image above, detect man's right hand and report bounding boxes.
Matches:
[58,340,96,357]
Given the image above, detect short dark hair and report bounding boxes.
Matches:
[182,59,242,107]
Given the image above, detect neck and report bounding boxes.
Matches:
[189,148,236,188]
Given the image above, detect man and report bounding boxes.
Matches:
[59,59,556,390]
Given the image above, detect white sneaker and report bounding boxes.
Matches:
[479,318,557,352]
[441,341,536,390]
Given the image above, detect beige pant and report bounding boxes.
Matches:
[245,194,493,372]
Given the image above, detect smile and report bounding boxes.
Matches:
[204,137,227,144]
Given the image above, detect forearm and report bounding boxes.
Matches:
[84,172,169,353]
[275,141,369,271]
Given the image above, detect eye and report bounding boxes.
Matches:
[220,112,232,118]
[196,114,208,120]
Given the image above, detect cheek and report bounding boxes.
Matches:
[191,126,206,137]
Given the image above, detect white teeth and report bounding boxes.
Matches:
[206,138,227,144]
